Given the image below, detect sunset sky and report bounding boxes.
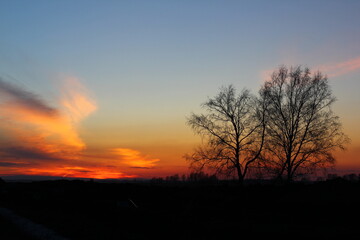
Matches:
[0,0,359,179]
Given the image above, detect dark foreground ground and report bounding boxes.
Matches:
[1,179,360,239]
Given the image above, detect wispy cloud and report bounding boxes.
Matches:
[0,146,63,161]
[0,76,101,177]
[316,56,360,78]
[0,162,23,167]
[260,56,360,82]
[111,148,160,169]
[0,77,96,159]
[0,79,57,115]
[0,77,159,179]
[60,77,97,123]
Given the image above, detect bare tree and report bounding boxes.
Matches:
[185,85,266,184]
[259,66,349,181]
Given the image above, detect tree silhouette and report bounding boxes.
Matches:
[259,66,349,181]
[185,85,266,184]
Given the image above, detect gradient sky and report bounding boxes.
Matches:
[0,0,359,179]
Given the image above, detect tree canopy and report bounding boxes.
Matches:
[186,85,266,183]
[259,66,349,181]
[186,66,349,183]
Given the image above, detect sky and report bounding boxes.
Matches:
[0,0,359,179]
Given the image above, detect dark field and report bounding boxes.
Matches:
[1,180,360,239]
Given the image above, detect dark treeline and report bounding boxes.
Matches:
[151,171,218,183]
[152,171,360,185]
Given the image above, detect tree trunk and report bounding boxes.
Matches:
[236,163,244,185]
[286,163,293,183]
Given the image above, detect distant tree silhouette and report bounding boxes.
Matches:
[150,177,164,183]
[165,174,180,182]
[187,171,218,182]
[259,66,349,181]
[185,85,267,184]
[181,174,187,182]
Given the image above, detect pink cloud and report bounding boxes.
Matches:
[261,56,360,82]
[316,56,360,78]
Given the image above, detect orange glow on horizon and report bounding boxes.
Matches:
[0,165,136,179]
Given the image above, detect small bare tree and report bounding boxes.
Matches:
[185,85,266,184]
[260,66,349,181]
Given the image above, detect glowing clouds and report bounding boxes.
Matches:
[111,148,160,169]
[0,77,95,161]
[0,76,160,179]
[60,77,97,123]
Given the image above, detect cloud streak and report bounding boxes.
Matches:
[0,77,159,179]
[111,148,160,169]
[316,56,360,78]
[0,77,97,160]
[60,77,97,123]
[0,76,97,172]
[0,79,57,115]
[261,56,360,82]
[0,146,63,161]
